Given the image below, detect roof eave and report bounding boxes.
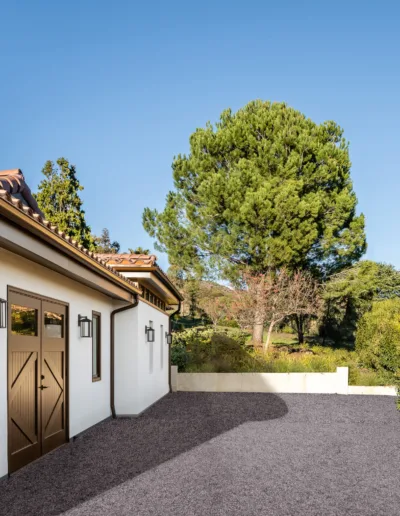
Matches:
[0,193,141,296]
[117,266,184,301]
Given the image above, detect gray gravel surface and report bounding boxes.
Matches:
[0,393,398,516]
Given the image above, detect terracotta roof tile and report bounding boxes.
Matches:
[95,254,157,267]
[95,253,183,300]
[0,169,44,216]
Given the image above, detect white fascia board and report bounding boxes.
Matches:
[121,271,179,304]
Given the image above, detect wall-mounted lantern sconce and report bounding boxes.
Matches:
[78,315,92,338]
[145,325,155,343]
[0,299,7,329]
[165,332,173,345]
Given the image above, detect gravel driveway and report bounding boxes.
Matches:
[0,392,398,516]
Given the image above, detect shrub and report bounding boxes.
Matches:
[171,321,398,388]
[170,341,189,371]
[355,299,400,375]
[173,327,249,348]
[280,325,295,334]
[171,327,257,372]
[218,318,240,328]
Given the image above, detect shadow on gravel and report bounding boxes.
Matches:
[0,392,288,516]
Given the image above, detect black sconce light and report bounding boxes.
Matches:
[145,325,155,343]
[165,332,173,345]
[0,299,7,329]
[78,315,92,338]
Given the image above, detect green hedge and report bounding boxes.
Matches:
[171,325,399,392]
[356,299,400,375]
[171,327,258,372]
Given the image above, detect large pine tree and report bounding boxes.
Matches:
[35,158,95,250]
[143,100,367,343]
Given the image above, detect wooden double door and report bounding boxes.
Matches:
[8,288,68,473]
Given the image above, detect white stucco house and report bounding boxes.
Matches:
[0,169,182,477]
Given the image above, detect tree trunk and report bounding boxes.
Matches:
[298,316,304,344]
[294,314,304,344]
[321,299,330,346]
[264,321,275,352]
[252,286,265,347]
[252,320,264,347]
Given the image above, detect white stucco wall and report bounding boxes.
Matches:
[135,300,170,414]
[114,300,170,415]
[0,267,7,478]
[0,248,115,477]
[114,307,139,415]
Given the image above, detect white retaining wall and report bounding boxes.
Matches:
[347,385,397,396]
[171,366,397,396]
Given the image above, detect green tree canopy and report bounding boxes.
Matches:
[94,228,120,253]
[356,298,400,376]
[128,247,150,255]
[321,260,400,345]
[35,158,95,250]
[325,260,400,309]
[143,100,366,281]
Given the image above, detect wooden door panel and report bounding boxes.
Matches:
[8,291,41,473]
[9,351,39,448]
[41,301,67,454]
[42,353,64,438]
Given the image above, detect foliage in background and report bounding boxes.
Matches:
[173,327,249,349]
[171,327,259,373]
[231,269,321,348]
[218,318,240,328]
[128,247,150,254]
[35,158,95,250]
[197,282,233,327]
[356,298,400,378]
[167,266,201,317]
[171,327,397,386]
[93,228,120,253]
[322,261,400,345]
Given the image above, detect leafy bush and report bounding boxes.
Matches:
[355,299,400,374]
[218,318,240,328]
[322,261,400,346]
[171,327,258,372]
[173,327,249,348]
[348,368,388,387]
[280,325,295,334]
[170,341,189,371]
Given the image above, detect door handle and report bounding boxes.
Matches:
[38,385,49,390]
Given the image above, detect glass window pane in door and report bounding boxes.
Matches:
[44,311,64,338]
[11,304,38,336]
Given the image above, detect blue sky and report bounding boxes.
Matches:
[1,1,399,271]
